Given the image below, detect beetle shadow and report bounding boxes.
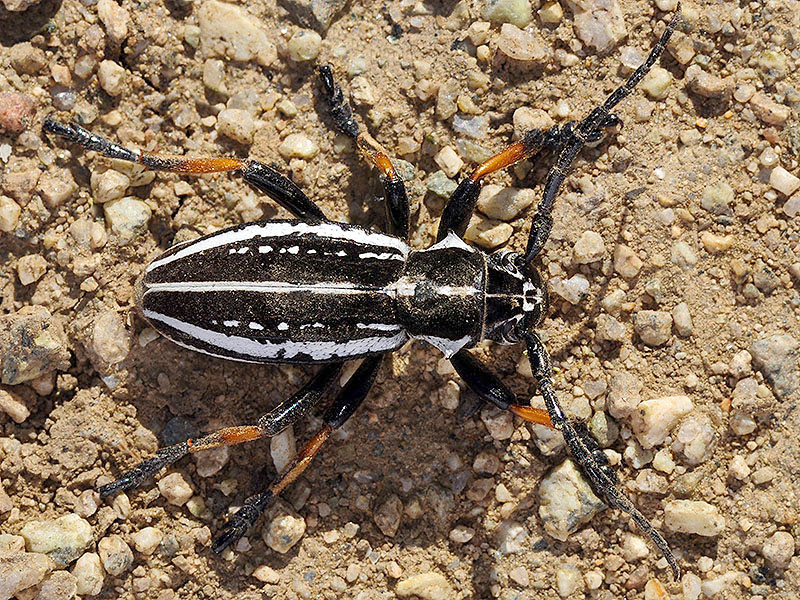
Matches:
[0,0,61,46]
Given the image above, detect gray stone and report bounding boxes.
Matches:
[263,504,306,553]
[596,313,626,343]
[749,335,798,400]
[539,459,605,541]
[0,307,70,385]
[633,310,672,346]
[374,495,403,538]
[278,0,348,32]
[36,570,78,600]
[97,535,133,576]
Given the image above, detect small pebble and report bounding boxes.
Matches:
[644,578,669,600]
[621,533,649,562]
[494,520,527,554]
[0,195,22,231]
[550,274,590,305]
[464,218,513,249]
[374,495,403,537]
[664,500,725,536]
[685,65,732,99]
[436,79,459,120]
[700,571,741,597]
[762,531,795,570]
[263,506,306,553]
[633,310,673,346]
[749,334,799,401]
[606,372,642,419]
[426,171,458,199]
[573,230,605,264]
[482,0,532,27]
[20,514,93,568]
[555,564,585,597]
[0,552,54,600]
[749,93,790,126]
[37,570,78,600]
[132,527,163,556]
[287,29,322,62]
[396,572,454,599]
[270,426,296,473]
[97,60,126,96]
[97,0,129,43]
[701,181,734,215]
[700,231,734,253]
[217,109,256,145]
[613,244,643,278]
[252,564,281,583]
[71,552,104,596]
[671,241,698,269]
[0,92,37,135]
[97,535,133,576]
[434,146,463,178]
[631,395,693,449]
[728,350,752,379]
[671,302,693,337]
[0,388,29,423]
[103,197,152,244]
[448,525,475,544]
[538,459,605,541]
[671,413,716,465]
[278,133,319,159]
[769,166,800,196]
[92,310,131,366]
[595,313,626,343]
[157,472,194,506]
[198,0,277,67]
[538,1,562,24]
[475,186,535,221]
[641,67,672,99]
[496,24,547,64]
[91,169,130,204]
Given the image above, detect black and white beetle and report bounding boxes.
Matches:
[44,11,681,579]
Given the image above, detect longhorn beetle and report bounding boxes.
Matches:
[44,10,681,579]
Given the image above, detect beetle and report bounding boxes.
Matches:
[43,11,681,579]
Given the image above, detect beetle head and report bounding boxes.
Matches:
[484,250,548,344]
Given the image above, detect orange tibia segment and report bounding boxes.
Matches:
[470,142,528,181]
[510,404,554,428]
[177,157,246,173]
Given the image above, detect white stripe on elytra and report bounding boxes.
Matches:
[417,334,473,358]
[143,311,408,361]
[144,280,394,296]
[356,323,401,331]
[146,221,409,273]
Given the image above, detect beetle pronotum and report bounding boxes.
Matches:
[44,8,682,580]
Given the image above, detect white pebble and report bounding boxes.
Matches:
[20,514,93,567]
[97,60,126,96]
[476,185,535,221]
[434,145,463,178]
[132,527,163,555]
[0,389,30,423]
[613,244,643,278]
[71,552,104,596]
[664,500,725,536]
[496,23,547,64]
[198,0,277,67]
[216,108,256,145]
[631,395,693,449]
[550,274,590,305]
[287,29,322,62]
[769,166,800,196]
[103,197,152,244]
[0,195,21,231]
[278,133,319,160]
[157,472,194,506]
[263,506,306,553]
[270,426,296,473]
[92,310,131,366]
[762,531,795,569]
[573,230,605,264]
[464,218,513,249]
[538,459,605,541]
[633,310,672,346]
[194,445,230,477]
[671,302,693,337]
[91,169,130,204]
[396,572,454,599]
[555,564,585,597]
[480,407,514,440]
[641,67,672,100]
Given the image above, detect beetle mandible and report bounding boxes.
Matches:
[43,9,681,579]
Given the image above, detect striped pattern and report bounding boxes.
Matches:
[140,220,410,363]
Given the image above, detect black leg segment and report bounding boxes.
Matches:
[212,355,384,552]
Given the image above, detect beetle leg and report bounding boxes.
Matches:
[42,118,325,221]
[212,354,383,553]
[524,331,681,579]
[97,363,342,498]
[318,65,410,239]
[525,12,679,262]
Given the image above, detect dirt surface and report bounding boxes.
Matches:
[1,0,799,598]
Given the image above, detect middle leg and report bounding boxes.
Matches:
[318,65,410,239]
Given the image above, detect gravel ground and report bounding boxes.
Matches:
[1,0,799,599]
